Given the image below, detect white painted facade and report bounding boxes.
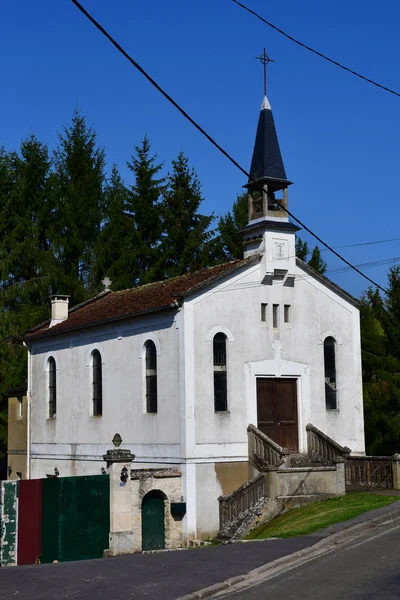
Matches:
[27,217,365,540]
[26,93,365,542]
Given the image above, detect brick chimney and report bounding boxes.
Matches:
[50,295,70,328]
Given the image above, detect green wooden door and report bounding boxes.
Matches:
[142,491,165,551]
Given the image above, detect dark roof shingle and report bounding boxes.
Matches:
[26,256,258,340]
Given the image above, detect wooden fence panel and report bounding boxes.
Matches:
[17,479,42,565]
[41,477,60,564]
[41,475,109,563]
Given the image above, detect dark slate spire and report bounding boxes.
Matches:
[248,96,290,191]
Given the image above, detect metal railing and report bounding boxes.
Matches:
[306,423,351,463]
[218,473,265,538]
[247,424,290,470]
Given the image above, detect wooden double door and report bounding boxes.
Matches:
[257,378,299,452]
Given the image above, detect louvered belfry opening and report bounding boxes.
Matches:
[245,95,292,222]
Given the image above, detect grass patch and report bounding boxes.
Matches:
[246,493,399,540]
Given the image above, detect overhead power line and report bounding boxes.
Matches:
[232,0,400,99]
[321,237,400,252]
[70,0,388,295]
[328,256,400,276]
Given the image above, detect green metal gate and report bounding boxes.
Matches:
[41,474,109,563]
[142,490,165,551]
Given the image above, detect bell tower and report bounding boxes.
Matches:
[242,50,299,285]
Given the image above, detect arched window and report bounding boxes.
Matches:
[145,341,157,413]
[213,333,227,412]
[92,350,102,416]
[48,356,56,418]
[324,337,337,410]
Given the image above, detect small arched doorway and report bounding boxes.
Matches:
[141,490,165,551]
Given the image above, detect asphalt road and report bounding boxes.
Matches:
[217,523,400,599]
[0,536,318,600]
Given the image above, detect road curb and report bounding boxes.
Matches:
[175,506,400,600]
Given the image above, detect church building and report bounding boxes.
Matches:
[25,83,365,542]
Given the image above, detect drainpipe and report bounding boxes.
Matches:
[23,340,32,480]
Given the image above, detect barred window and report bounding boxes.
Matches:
[145,341,157,413]
[92,350,103,416]
[324,337,337,410]
[213,333,227,412]
[48,357,56,418]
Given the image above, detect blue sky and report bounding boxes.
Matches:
[1,0,400,297]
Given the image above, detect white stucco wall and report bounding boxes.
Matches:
[188,257,364,457]
[183,251,364,539]
[30,311,181,479]
[28,231,365,540]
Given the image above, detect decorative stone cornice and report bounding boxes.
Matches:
[103,448,135,468]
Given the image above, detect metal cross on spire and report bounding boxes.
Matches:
[255,48,274,97]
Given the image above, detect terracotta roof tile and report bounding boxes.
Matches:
[26,256,259,340]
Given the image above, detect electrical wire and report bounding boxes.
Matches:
[232,0,400,99]
[321,237,400,251]
[70,0,388,294]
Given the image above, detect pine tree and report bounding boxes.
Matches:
[0,146,15,462]
[94,165,134,291]
[360,285,400,455]
[0,136,54,459]
[51,109,106,302]
[308,246,327,275]
[217,192,248,260]
[295,237,309,262]
[296,236,327,275]
[384,266,400,359]
[126,136,164,285]
[160,151,215,278]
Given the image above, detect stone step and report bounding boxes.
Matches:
[289,453,331,468]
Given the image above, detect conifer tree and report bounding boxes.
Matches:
[0,136,53,457]
[295,236,326,275]
[160,151,214,278]
[308,246,327,275]
[126,136,164,284]
[51,109,106,301]
[0,146,15,461]
[94,165,134,291]
[384,266,400,359]
[295,237,310,262]
[217,192,248,260]
[360,284,400,455]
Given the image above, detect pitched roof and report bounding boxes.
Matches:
[25,256,259,341]
[248,96,291,190]
[296,258,360,308]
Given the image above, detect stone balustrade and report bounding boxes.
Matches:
[306,423,351,464]
[247,424,290,470]
[218,473,266,538]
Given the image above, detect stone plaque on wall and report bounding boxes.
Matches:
[272,239,288,260]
